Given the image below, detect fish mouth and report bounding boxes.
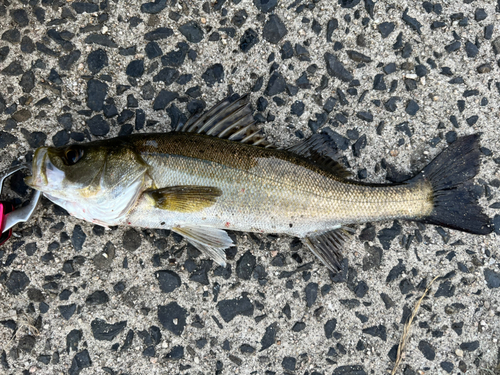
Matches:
[25,147,49,189]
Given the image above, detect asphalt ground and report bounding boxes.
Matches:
[0,0,499,374]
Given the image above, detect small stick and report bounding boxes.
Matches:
[391,276,439,375]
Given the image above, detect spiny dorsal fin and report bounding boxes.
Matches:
[177,94,274,148]
[287,133,351,178]
[146,185,222,212]
[302,226,354,273]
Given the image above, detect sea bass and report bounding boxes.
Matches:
[25,95,492,272]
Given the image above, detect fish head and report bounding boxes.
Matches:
[25,140,150,225]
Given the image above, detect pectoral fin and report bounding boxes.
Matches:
[172,225,233,267]
[302,227,354,273]
[146,186,222,212]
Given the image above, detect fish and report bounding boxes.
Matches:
[25,94,492,272]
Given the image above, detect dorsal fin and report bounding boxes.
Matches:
[177,94,274,148]
[287,133,351,178]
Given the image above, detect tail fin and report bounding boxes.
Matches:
[409,134,492,234]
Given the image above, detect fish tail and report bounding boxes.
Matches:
[409,134,492,234]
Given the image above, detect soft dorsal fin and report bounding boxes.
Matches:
[176,94,274,148]
[287,133,351,178]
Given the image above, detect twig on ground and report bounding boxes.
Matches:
[391,276,439,375]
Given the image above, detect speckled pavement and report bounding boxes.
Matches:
[0,0,499,374]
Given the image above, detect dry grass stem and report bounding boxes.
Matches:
[391,276,439,375]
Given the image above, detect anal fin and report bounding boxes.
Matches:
[302,227,354,272]
[172,225,233,267]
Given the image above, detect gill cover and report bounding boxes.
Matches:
[27,140,151,226]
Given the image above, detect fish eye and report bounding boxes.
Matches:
[63,147,84,166]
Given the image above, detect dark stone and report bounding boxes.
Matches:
[59,304,77,320]
[141,0,168,14]
[402,8,422,34]
[326,19,338,43]
[122,229,141,251]
[152,90,178,111]
[84,34,118,48]
[144,27,173,41]
[260,322,277,351]
[126,60,144,78]
[0,46,9,63]
[202,64,224,87]
[484,268,500,288]
[11,9,29,26]
[2,61,23,76]
[465,41,479,58]
[66,329,82,353]
[418,340,435,360]
[217,295,254,322]
[440,361,454,373]
[236,251,256,280]
[153,67,179,85]
[373,74,386,90]
[86,290,109,305]
[121,329,134,351]
[240,28,258,52]
[263,14,287,44]
[475,8,487,21]
[179,21,204,43]
[378,22,395,38]
[18,335,36,353]
[305,282,318,307]
[2,29,21,44]
[161,44,187,67]
[156,270,181,293]
[240,343,255,353]
[253,0,277,13]
[52,130,70,147]
[405,100,419,115]
[158,302,187,335]
[291,101,304,116]
[86,115,109,136]
[6,271,30,295]
[324,53,352,82]
[384,97,400,112]
[68,350,91,375]
[20,70,35,93]
[91,319,126,341]
[339,0,361,7]
[165,345,184,360]
[445,41,461,53]
[264,72,286,96]
[346,50,372,63]
[332,365,367,375]
[434,280,455,297]
[356,111,373,122]
[232,9,248,27]
[460,341,479,352]
[72,2,99,13]
[415,64,428,77]
[324,318,337,338]
[86,79,108,111]
[189,260,212,285]
[362,325,387,341]
[354,280,368,297]
[386,259,405,282]
[0,131,18,148]
[71,225,86,251]
[282,356,296,371]
[145,41,162,59]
